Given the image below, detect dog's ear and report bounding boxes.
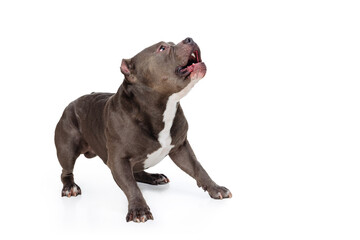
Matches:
[120,59,136,82]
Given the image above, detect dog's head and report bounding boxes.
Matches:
[120,38,206,95]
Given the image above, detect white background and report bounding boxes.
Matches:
[0,0,359,239]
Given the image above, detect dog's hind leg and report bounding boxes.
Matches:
[55,105,82,197]
[134,171,170,185]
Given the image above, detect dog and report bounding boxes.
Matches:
[55,37,232,223]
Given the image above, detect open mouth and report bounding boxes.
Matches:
[176,49,202,77]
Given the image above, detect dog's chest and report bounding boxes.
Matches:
[143,97,178,169]
[143,86,192,169]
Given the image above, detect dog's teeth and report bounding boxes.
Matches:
[191,53,196,58]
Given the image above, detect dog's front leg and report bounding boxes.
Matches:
[108,156,153,223]
[169,140,232,199]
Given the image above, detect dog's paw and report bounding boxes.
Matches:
[134,171,170,185]
[126,206,154,223]
[147,173,169,185]
[61,184,81,197]
[206,185,232,200]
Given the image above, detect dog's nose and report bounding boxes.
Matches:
[183,37,194,44]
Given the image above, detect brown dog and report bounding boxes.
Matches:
[55,38,232,223]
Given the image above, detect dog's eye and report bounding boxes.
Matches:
[159,45,166,52]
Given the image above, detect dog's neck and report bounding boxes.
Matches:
[114,78,198,141]
[114,81,176,138]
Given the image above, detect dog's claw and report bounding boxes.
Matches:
[218,192,223,199]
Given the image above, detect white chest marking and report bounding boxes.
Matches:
[143,78,201,169]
